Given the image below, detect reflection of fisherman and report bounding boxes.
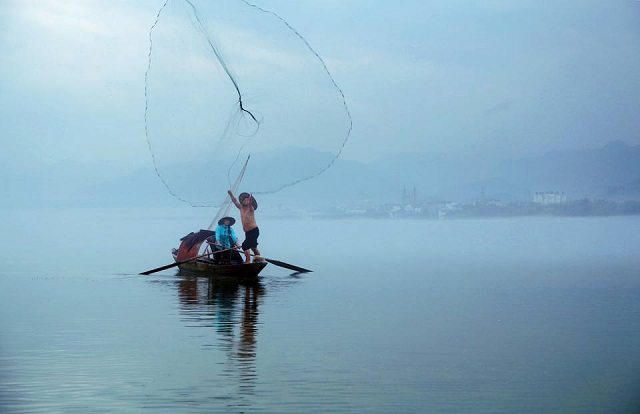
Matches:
[238,282,261,362]
[171,276,278,394]
[212,279,263,389]
[213,217,244,264]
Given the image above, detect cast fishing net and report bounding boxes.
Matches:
[145,0,352,207]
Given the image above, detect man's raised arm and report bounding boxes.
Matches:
[228,190,241,209]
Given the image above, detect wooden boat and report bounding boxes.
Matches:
[140,158,309,277]
[172,229,268,278]
[174,255,268,278]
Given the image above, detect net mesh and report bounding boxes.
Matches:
[145,0,352,207]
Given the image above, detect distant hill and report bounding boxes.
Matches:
[228,141,640,206]
[258,141,640,204]
[484,140,640,200]
[6,141,638,208]
[599,177,640,201]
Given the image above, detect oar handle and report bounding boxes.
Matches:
[210,246,237,255]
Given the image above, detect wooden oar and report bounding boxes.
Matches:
[140,252,212,275]
[264,258,312,273]
[140,247,235,275]
[141,248,311,275]
[240,250,311,273]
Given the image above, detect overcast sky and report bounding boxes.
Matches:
[2,0,640,180]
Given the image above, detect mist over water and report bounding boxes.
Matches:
[1,208,639,413]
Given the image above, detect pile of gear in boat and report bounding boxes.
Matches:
[173,217,247,265]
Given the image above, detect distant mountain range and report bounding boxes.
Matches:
[484,140,640,201]
[3,141,639,208]
[257,140,640,207]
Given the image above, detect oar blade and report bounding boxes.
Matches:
[265,258,312,273]
[140,261,181,275]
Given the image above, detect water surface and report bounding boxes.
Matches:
[1,208,639,413]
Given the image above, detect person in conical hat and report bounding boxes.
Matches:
[214,216,239,249]
[217,216,236,226]
[228,190,260,263]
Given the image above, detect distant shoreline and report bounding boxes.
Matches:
[283,199,640,220]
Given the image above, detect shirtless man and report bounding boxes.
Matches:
[228,190,261,263]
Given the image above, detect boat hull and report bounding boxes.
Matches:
[177,258,267,278]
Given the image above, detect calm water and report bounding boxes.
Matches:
[1,208,639,413]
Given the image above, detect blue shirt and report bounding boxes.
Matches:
[215,225,237,248]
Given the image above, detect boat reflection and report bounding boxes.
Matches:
[175,275,265,392]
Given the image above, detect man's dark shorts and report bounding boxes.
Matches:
[242,227,259,250]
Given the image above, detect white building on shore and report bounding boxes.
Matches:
[533,191,567,205]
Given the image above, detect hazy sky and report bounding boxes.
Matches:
[2,0,640,180]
